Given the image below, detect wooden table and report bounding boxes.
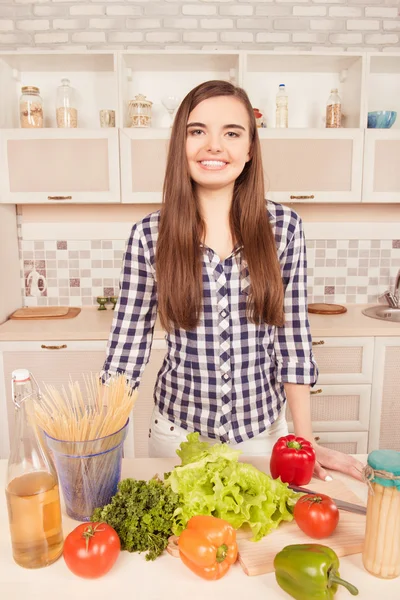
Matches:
[1,457,400,600]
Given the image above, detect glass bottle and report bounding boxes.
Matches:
[326,88,342,128]
[362,449,400,579]
[275,84,288,129]
[5,369,64,569]
[56,78,78,128]
[19,86,44,129]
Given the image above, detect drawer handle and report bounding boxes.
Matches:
[290,195,315,200]
[41,344,67,350]
[311,388,323,395]
[47,195,72,201]
[312,340,325,346]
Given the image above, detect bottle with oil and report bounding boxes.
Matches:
[5,369,64,568]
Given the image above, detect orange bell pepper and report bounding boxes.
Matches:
[178,515,238,580]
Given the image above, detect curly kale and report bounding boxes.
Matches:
[92,477,180,561]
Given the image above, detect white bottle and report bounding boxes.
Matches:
[276,84,288,128]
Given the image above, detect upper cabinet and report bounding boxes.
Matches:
[362,53,400,203]
[0,128,120,204]
[259,129,363,204]
[0,49,399,204]
[0,51,120,204]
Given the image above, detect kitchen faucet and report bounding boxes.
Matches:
[381,268,400,308]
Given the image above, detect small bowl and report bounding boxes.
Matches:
[367,111,397,129]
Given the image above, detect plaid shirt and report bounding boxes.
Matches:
[101,201,318,444]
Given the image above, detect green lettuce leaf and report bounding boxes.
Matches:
[165,432,299,541]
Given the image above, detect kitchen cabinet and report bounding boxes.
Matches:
[362,130,400,203]
[0,129,120,204]
[120,128,169,204]
[259,129,363,204]
[0,339,167,460]
[0,49,399,204]
[369,337,400,452]
[287,336,374,452]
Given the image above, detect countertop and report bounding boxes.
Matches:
[1,456,400,600]
[0,304,399,342]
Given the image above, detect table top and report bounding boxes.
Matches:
[1,457,400,600]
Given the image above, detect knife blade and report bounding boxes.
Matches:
[289,484,367,515]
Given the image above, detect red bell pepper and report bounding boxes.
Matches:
[270,434,316,486]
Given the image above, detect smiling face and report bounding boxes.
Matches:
[185,95,252,196]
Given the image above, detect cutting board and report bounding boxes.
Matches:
[10,307,81,320]
[308,303,347,315]
[237,478,366,576]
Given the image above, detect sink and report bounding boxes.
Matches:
[362,305,400,323]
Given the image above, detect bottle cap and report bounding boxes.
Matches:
[331,88,338,93]
[279,84,285,88]
[12,369,31,383]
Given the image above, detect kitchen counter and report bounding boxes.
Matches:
[1,456,400,600]
[0,303,399,342]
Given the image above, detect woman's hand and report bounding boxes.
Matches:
[313,443,365,482]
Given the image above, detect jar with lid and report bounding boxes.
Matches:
[56,78,78,128]
[362,449,400,579]
[5,369,64,568]
[20,86,44,128]
[128,94,152,128]
[326,88,341,128]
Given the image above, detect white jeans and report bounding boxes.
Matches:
[148,406,289,458]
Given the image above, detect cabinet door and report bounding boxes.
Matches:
[286,384,371,432]
[259,129,363,203]
[0,129,120,204]
[313,432,368,454]
[311,336,374,385]
[120,128,169,204]
[0,341,107,458]
[363,130,400,203]
[369,337,400,452]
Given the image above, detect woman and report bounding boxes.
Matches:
[101,80,363,481]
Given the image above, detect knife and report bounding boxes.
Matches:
[289,484,367,515]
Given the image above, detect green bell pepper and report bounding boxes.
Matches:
[274,544,359,600]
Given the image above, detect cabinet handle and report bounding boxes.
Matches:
[290,195,315,200]
[311,388,323,395]
[41,344,67,350]
[312,340,325,346]
[47,195,72,201]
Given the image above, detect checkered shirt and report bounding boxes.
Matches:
[101,200,318,444]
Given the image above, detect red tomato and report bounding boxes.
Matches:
[294,493,339,539]
[63,522,120,579]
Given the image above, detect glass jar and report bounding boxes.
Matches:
[362,449,400,579]
[128,94,152,128]
[56,78,78,128]
[326,88,342,128]
[20,86,43,128]
[5,369,64,568]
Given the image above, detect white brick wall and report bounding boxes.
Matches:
[0,0,398,50]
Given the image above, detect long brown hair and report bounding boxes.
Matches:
[156,80,284,331]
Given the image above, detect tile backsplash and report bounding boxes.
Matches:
[19,234,400,307]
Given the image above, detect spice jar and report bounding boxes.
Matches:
[362,449,400,579]
[128,94,152,128]
[56,78,78,128]
[20,86,44,128]
[326,88,341,128]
